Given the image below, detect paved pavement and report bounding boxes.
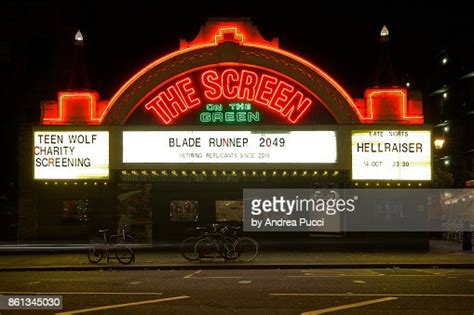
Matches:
[0,240,472,270]
[0,268,473,314]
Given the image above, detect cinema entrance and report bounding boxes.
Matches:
[24,19,431,249]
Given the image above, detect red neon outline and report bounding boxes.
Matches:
[130,63,331,125]
[102,27,363,122]
[145,67,319,124]
[201,69,222,100]
[238,69,258,101]
[281,91,313,123]
[43,92,100,124]
[365,89,423,121]
[254,74,278,107]
[175,77,201,109]
[221,68,240,99]
[268,80,294,112]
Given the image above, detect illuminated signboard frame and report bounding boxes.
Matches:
[122,130,338,164]
[33,129,110,180]
[351,129,432,181]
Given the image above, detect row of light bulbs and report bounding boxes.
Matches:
[354,182,424,187]
[121,170,340,177]
[44,182,107,186]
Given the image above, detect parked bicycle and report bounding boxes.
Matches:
[87,225,135,265]
[180,224,259,262]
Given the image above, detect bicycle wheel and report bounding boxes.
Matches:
[194,237,219,262]
[234,237,259,262]
[219,236,239,261]
[87,239,104,264]
[115,247,135,265]
[180,237,200,261]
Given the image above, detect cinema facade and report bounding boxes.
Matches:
[20,19,432,248]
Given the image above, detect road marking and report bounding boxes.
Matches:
[184,269,201,279]
[0,291,163,295]
[202,276,242,279]
[289,276,341,278]
[271,293,474,297]
[129,281,142,285]
[352,280,365,284]
[239,280,252,284]
[55,295,190,314]
[301,297,398,314]
[289,274,463,278]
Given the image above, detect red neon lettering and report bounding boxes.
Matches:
[144,67,316,124]
[254,74,278,107]
[201,70,222,100]
[176,77,201,109]
[144,80,191,124]
[268,81,294,112]
[238,70,258,100]
[222,69,240,99]
[281,91,312,123]
[145,97,173,124]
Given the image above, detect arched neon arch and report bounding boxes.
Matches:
[101,26,363,125]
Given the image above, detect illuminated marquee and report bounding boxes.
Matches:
[34,131,109,180]
[352,130,431,180]
[143,66,315,124]
[123,131,337,164]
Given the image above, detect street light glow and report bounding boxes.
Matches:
[434,138,445,149]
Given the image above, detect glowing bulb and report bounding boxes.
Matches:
[75,30,84,42]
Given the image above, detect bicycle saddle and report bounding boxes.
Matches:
[99,229,109,233]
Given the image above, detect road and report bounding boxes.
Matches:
[0,269,473,314]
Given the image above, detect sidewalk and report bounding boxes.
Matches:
[0,240,472,271]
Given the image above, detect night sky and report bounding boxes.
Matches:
[0,0,472,190]
[2,0,472,101]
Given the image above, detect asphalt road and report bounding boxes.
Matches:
[1,269,473,314]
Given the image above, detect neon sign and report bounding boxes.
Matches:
[199,103,261,124]
[143,66,314,124]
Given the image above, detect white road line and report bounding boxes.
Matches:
[202,276,242,279]
[289,274,464,278]
[301,297,398,314]
[129,281,142,285]
[271,293,474,297]
[352,280,366,284]
[55,295,190,315]
[183,269,202,279]
[288,276,341,278]
[238,280,252,284]
[0,291,163,295]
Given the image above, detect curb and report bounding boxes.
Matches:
[1,263,473,272]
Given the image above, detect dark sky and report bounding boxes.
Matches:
[2,0,472,102]
[0,0,472,135]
